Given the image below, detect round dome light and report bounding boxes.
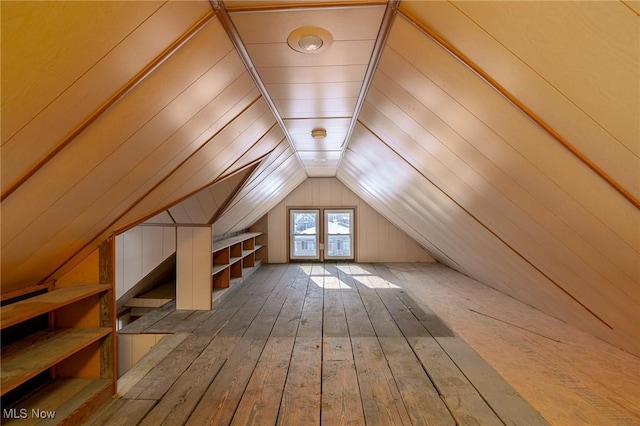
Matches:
[311,128,327,139]
[287,26,333,54]
[298,35,323,52]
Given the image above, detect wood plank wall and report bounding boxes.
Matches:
[175,226,212,310]
[266,178,434,263]
[115,227,176,300]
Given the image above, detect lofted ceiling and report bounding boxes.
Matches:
[1,0,638,356]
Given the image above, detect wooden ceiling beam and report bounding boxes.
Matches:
[223,1,385,13]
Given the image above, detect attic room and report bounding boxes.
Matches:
[1,0,638,424]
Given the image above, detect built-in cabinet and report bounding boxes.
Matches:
[0,240,115,424]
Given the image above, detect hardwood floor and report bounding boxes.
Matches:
[90,263,549,425]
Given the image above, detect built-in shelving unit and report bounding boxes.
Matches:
[1,284,115,424]
[175,230,265,310]
[1,239,115,424]
[212,232,263,290]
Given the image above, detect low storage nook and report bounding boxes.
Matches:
[0,240,116,424]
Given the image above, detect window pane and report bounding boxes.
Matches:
[293,213,317,234]
[293,235,317,257]
[327,213,350,235]
[327,235,351,257]
[291,210,319,259]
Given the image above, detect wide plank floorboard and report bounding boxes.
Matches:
[90,263,552,425]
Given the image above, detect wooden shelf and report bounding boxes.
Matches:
[1,328,111,395]
[0,239,116,423]
[1,378,112,426]
[212,264,227,275]
[212,233,263,290]
[1,285,111,330]
[212,232,262,252]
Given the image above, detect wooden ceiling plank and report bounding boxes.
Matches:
[141,105,276,209]
[111,88,262,232]
[450,1,638,152]
[1,4,216,200]
[366,72,639,300]
[115,102,272,227]
[245,40,375,67]
[397,8,639,210]
[383,20,640,256]
[401,1,640,202]
[229,5,384,43]
[228,141,293,197]
[360,94,638,312]
[275,98,357,118]
[265,81,362,100]
[257,65,367,84]
[1,1,164,141]
[1,22,239,248]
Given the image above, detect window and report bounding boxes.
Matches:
[289,208,354,261]
[290,210,320,259]
[325,210,353,260]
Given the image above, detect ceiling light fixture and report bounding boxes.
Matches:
[311,128,327,139]
[298,35,323,52]
[287,26,333,54]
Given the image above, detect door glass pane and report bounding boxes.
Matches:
[291,210,319,259]
[293,235,317,257]
[327,212,350,234]
[325,210,353,259]
[327,235,351,257]
[293,212,317,234]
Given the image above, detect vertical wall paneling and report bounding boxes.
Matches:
[265,178,435,263]
[117,334,166,378]
[115,226,176,300]
[176,226,212,310]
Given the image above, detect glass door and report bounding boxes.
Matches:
[290,209,320,260]
[325,209,354,260]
